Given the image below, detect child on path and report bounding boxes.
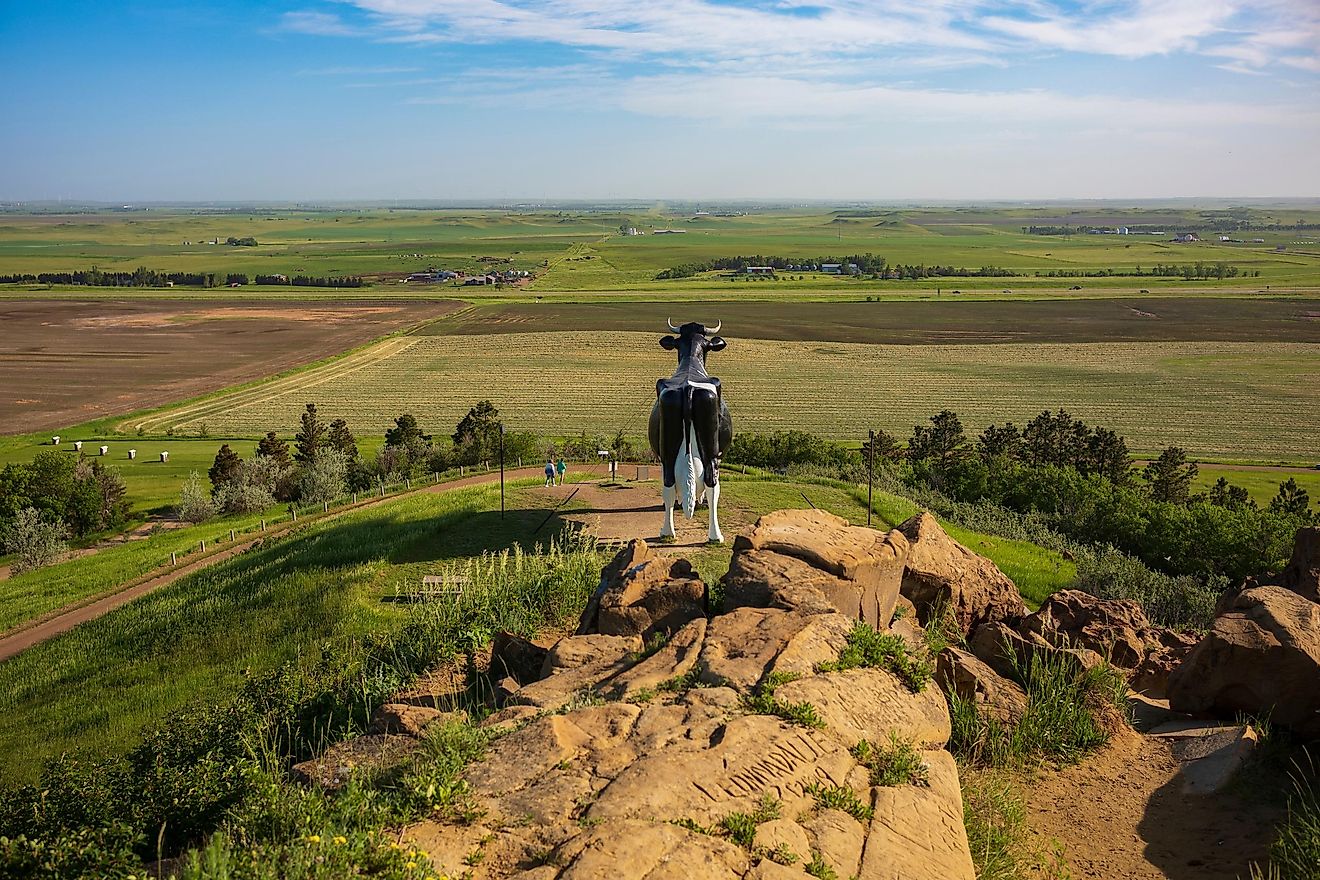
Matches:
[555,458,566,485]
[544,459,556,487]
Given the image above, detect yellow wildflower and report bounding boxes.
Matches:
[304,834,321,844]
[332,836,347,845]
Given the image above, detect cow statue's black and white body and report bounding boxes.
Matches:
[648,320,733,543]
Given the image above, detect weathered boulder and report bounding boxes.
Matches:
[802,809,866,879]
[724,509,909,628]
[505,634,643,711]
[1282,526,1320,603]
[863,749,976,880]
[1020,589,1151,668]
[1168,586,1320,737]
[555,820,751,879]
[1129,630,1200,699]
[935,646,1029,725]
[578,539,707,639]
[597,617,707,700]
[698,607,853,692]
[773,667,952,749]
[898,512,1025,636]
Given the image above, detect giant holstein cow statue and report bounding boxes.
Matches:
[649,320,733,543]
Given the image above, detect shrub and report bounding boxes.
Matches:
[176,472,217,524]
[853,735,930,787]
[804,782,873,822]
[1,507,69,574]
[1253,764,1320,880]
[298,449,350,505]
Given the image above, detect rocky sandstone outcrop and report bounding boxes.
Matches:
[1168,585,1320,737]
[400,516,976,880]
[724,509,910,629]
[1281,526,1320,603]
[896,513,1025,636]
[576,538,707,639]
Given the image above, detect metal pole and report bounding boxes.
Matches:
[867,429,875,527]
[499,424,506,518]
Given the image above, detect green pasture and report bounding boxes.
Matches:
[0,471,1072,782]
[1192,465,1320,505]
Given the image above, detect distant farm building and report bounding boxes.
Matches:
[1172,233,1201,243]
[743,266,775,276]
[623,227,641,236]
[820,263,860,275]
[653,229,686,234]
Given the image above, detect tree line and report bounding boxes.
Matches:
[726,408,1314,586]
[655,253,1014,280]
[0,267,366,288]
[1034,262,1250,280]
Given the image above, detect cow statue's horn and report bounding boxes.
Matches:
[667,318,679,331]
[708,320,721,334]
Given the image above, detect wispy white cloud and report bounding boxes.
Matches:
[280,10,364,37]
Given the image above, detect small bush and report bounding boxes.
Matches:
[853,734,930,787]
[805,783,873,822]
[176,472,216,524]
[816,622,932,692]
[742,672,824,729]
[804,850,839,879]
[1,507,69,574]
[1253,763,1320,880]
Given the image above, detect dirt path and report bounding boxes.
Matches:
[1022,728,1282,880]
[528,479,751,551]
[0,466,546,662]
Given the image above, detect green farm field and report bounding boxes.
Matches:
[124,330,1320,461]
[2,205,1319,298]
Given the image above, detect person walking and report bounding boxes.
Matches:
[544,459,556,487]
[555,457,566,485]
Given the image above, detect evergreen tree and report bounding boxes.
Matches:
[861,428,903,462]
[1142,447,1197,504]
[1083,427,1131,482]
[294,403,325,465]
[256,431,290,466]
[385,413,425,447]
[1207,477,1253,510]
[452,400,503,460]
[208,443,242,493]
[1270,478,1311,518]
[908,410,966,462]
[327,418,357,459]
[976,422,1021,460]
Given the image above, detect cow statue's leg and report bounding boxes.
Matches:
[657,387,685,539]
[689,385,724,543]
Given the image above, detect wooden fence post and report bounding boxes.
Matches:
[171,551,176,565]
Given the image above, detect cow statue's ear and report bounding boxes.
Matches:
[659,335,679,350]
[707,336,727,352]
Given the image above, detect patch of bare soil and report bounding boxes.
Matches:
[0,298,463,432]
[1023,730,1283,880]
[528,479,752,551]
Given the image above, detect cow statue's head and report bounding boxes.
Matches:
[659,319,726,363]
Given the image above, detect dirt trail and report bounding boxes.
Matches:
[0,466,546,662]
[1023,728,1282,880]
[529,479,748,551]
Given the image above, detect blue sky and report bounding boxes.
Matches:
[1,0,1317,200]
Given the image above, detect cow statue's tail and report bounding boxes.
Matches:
[675,423,700,520]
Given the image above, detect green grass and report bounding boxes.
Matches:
[1194,466,1320,505]
[0,508,268,632]
[0,484,589,783]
